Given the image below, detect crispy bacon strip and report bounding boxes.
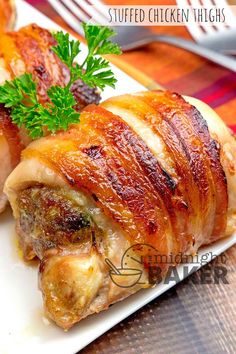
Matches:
[140,91,227,243]
[102,94,200,251]
[170,93,228,242]
[102,91,228,247]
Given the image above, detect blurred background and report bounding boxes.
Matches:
[25,0,236,131]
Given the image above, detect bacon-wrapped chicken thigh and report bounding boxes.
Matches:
[0,23,100,212]
[4,91,236,329]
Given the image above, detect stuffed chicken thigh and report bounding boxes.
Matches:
[4,91,236,329]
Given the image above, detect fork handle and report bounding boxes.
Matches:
[152,35,236,72]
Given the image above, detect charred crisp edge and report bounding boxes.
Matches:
[71,80,101,112]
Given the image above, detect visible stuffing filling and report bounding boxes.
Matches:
[17,185,103,260]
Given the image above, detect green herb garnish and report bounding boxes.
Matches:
[0,24,121,139]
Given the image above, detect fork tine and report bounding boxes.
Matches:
[213,0,236,28]
[88,0,110,18]
[48,0,84,35]
[177,0,205,40]
[200,0,231,32]
[74,0,109,25]
[60,0,90,23]
[190,0,235,34]
[193,0,219,34]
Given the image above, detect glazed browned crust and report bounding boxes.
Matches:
[10,24,69,103]
[4,24,100,105]
[23,92,228,256]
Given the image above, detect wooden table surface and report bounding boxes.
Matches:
[25,1,236,352]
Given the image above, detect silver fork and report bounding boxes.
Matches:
[47,0,236,72]
[177,0,236,54]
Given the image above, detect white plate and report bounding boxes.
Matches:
[0,1,235,353]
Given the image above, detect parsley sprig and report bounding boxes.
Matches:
[0,24,121,139]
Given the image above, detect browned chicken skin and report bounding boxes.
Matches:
[0,23,100,212]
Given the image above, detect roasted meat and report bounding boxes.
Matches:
[0,23,100,212]
[17,185,103,260]
[5,91,236,329]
